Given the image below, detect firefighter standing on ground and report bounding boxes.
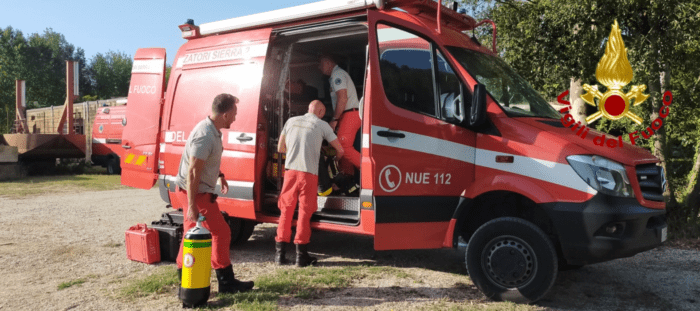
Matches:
[275,100,345,267]
[175,93,254,293]
[319,54,361,176]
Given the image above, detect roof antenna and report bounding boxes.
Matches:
[471,29,482,46]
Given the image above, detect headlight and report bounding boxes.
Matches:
[566,155,633,197]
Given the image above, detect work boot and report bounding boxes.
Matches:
[275,241,289,265]
[214,265,254,294]
[295,243,318,267]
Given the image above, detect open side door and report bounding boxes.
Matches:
[121,48,166,189]
[367,10,476,250]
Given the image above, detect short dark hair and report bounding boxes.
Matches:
[212,93,238,114]
[319,52,338,64]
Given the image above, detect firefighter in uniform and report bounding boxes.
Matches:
[175,93,254,293]
[319,53,361,179]
[275,100,345,267]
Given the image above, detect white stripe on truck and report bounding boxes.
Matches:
[371,125,597,195]
[132,59,165,74]
[176,44,268,68]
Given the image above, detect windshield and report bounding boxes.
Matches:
[446,46,561,119]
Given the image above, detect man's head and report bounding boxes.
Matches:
[318,53,337,76]
[212,93,239,129]
[308,100,326,119]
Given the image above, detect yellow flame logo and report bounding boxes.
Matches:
[581,20,649,124]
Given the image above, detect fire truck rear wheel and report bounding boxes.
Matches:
[107,159,121,175]
[466,217,557,303]
[225,217,256,246]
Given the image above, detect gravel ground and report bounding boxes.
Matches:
[0,188,698,310]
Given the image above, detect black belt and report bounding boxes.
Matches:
[343,108,359,113]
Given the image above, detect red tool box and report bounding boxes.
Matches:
[125,223,161,264]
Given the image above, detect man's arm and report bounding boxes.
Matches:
[328,138,344,159]
[219,172,229,195]
[186,156,206,222]
[330,89,348,130]
[278,134,287,153]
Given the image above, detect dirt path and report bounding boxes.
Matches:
[1,188,698,310]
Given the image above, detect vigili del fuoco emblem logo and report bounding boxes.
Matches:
[558,20,673,148]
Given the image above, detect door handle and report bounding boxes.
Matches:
[122,145,131,149]
[377,131,405,138]
[236,134,253,142]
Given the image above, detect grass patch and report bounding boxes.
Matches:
[0,174,125,198]
[258,267,357,299]
[58,278,87,290]
[205,265,411,310]
[119,266,179,299]
[207,292,279,311]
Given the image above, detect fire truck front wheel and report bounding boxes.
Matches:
[466,217,557,303]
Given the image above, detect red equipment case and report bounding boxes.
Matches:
[125,223,161,264]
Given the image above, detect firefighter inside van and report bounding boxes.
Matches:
[275,100,345,267]
[174,94,254,294]
[284,79,319,115]
[318,53,361,195]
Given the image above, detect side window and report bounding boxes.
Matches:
[376,24,468,122]
[377,25,436,116]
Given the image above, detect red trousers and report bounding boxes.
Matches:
[175,189,232,270]
[276,170,318,245]
[337,110,361,175]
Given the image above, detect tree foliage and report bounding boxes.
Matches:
[0,26,132,133]
[88,51,133,99]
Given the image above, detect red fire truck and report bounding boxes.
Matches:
[91,105,126,174]
[120,0,667,302]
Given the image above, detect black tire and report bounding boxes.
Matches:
[107,158,121,175]
[225,217,256,246]
[466,217,557,303]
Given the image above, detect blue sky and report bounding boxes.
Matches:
[2,0,318,66]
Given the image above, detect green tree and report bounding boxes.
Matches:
[0,26,29,133]
[0,27,90,133]
[88,50,132,99]
[24,28,86,106]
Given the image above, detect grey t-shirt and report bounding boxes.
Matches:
[282,113,337,175]
[175,117,223,194]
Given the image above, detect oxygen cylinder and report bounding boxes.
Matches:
[179,215,212,308]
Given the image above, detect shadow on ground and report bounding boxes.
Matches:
[234,225,467,275]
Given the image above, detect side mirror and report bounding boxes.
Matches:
[470,83,487,127]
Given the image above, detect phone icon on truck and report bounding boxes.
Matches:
[385,170,395,188]
[379,165,401,193]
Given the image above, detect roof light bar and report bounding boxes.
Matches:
[199,0,384,36]
[179,22,201,40]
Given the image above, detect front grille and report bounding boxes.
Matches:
[635,164,666,202]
